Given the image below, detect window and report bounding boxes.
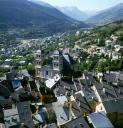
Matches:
[46,71,48,75]
[54,56,59,60]
[37,70,40,74]
[37,61,40,65]
[54,63,59,67]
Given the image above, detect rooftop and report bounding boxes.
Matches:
[88,112,114,128]
[65,116,90,128]
[52,96,69,126]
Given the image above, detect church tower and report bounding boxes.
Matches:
[35,50,42,80]
[52,50,63,72]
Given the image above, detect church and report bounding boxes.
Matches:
[35,49,75,81]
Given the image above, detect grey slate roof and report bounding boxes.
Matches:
[64,116,90,128]
[103,98,123,113]
[52,96,69,126]
[88,112,114,128]
[95,81,123,101]
[45,123,57,128]
[4,108,20,128]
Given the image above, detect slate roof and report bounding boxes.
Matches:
[104,73,117,83]
[88,112,114,128]
[64,116,90,128]
[0,99,12,109]
[71,101,81,117]
[52,96,69,126]
[4,108,20,128]
[74,79,81,91]
[45,123,57,128]
[67,91,92,117]
[54,77,77,96]
[80,72,96,86]
[1,80,13,93]
[103,98,123,113]
[19,69,30,77]
[0,84,10,98]
[17,101,34,128]
[95,81,123,101]
[75,92,91,114]
[94,82,117,101]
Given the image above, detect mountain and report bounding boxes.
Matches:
[28,0,53,8]
[85,10,98,17]
[0,0,88,37]
[86,3,123,26]
[57,6,89,21]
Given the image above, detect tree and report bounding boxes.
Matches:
[27,64,35,76]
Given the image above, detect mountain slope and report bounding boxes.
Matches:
[57,6,89,21]
[86,3,123,26]
[28,0,54,8]
[0,0,88,36]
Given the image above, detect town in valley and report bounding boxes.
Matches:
[0,0,123,128]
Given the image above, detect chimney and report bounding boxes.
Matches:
[103,88,105,94]
[68,98,72,121]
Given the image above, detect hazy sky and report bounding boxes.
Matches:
[40,0,123,11]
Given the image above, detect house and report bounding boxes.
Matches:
[115,45,123,53]
[4,107,21,128]
[92,82,123,113]
[19,60,26,65]
[12,80,23,91]
[6,70,18,81]
[0,84,10,98]
[33,113,43,126]
[105,40,112,47]
[111,34,118,42]
[0,98,12,110]
[4,59,12,66]
[73,91,92,115]
[54,77,77,97]
[17,101,34,128]
[64,116,90,128]
[111,52,119,61]
[45,74,60,89]
[52,96,70,127]
[87,112,114,128]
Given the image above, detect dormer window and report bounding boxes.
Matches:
[79,123,84,127]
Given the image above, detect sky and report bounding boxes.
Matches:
[39,0,123,11]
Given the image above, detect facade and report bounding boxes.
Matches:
[40,50,63,80]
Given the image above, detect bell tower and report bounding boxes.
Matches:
[53,50,63,72]
[35,50,42,80]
